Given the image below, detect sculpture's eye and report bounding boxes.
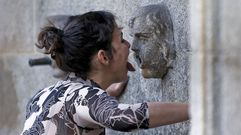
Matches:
[135,33,151,39]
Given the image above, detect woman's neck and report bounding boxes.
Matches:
[87,72,112,90]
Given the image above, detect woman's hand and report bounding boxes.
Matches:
[106,78,129,97]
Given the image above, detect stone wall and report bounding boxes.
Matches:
[190,0,241,135]
[0,0,190,135]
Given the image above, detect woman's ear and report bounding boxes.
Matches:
[97,50,110,65]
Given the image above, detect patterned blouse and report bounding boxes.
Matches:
[21,73,149,135]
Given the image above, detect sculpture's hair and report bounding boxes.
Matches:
[36,11,115,79]
[141,5,175,61]
[129,4,173,36]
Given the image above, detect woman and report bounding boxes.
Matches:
[21,11,189,135]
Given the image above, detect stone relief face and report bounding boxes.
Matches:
[129,4,176,79]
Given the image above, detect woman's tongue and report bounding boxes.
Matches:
[127,61,135,72]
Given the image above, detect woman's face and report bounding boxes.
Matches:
[108,25,133,82]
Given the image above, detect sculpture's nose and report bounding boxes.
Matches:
[131,38,139,52]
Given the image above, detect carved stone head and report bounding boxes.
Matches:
[129,4,176,79]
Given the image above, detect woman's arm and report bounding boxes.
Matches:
[71,85,189,131]
[148,102,189,127]
[106,81,189,127]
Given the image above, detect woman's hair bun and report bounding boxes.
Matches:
[36,26,64,59]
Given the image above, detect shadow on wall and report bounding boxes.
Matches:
[0,59,19,130]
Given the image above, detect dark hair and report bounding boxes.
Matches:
[36,11,115,79]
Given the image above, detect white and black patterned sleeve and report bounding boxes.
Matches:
[65,85,149,132]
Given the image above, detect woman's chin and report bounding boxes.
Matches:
[118,75,128,82]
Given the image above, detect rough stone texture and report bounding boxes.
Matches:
[190,0,241,135]
[0,0,190,134]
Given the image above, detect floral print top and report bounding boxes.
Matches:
[21,73,149,135]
